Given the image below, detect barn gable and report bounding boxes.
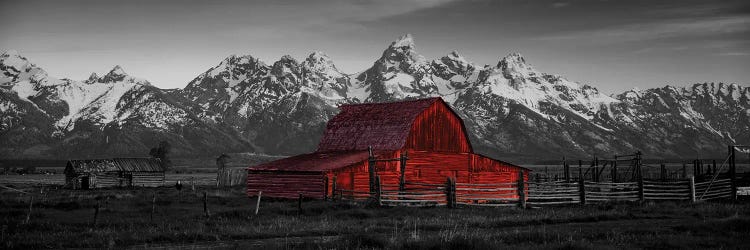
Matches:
[316,98,471,152]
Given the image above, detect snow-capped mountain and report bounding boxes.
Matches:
[0,50,252,157]
[1,34,747,160]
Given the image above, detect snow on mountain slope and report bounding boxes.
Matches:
[2,34,747,160]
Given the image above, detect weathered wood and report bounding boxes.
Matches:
[375,175,382,206]
[729,145,737,201]
[578,170,586,206]
[24,196,33,225]
[203,192,210,218]
[298,193,303,215]
[331,175,337,201]
[150,193,156,223]
[517,171,526,209]
[93,199,100,226]
[255,191,262,215]
[637,174,645,202]
[323,175,329,201]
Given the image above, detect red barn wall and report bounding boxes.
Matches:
[327,150,527,199]
[247,171,326,199]
[405,101,471,153]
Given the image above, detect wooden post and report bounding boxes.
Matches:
[688,176,696,203]
[323,175,329,201]
[660,164,666,181]
[368,146,376,193]
[374,175,382,206]
[150,193,156,223]
[445,177,455,208]
[612,161,618,183]
[93,199,100,226]
[563,157,570,183]
[637,174,645,203]
[693,160,698,179]
[298,193,303,215]
[578,170,586,206]
[682,163,687,179]
[712,160,717,175]
[517,171,526,209]
[331,175,337,201]
[729,145,737,201]
[24,196,33,225]
[636,151,642,181]
[254,191,262,215]
[203,192,210,218]
[578,160,583,182]
[399,151,407,192]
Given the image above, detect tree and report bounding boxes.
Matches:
[149,141,172,171]
[216,154,230,171]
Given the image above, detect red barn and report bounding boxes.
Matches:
[247,97,528,199]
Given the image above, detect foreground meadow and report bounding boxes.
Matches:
[1,184,749,249]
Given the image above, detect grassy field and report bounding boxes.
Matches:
[2,183,749,249]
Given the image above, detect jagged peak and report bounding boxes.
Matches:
[108,65,126,76]
[1,49,22,58]
[497,52,537,75]
[85,72,99,83]
[277,55,299,64]
[307,51,331,62]
[390,34,415,49]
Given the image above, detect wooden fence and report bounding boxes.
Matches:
[216,168,246,187]
[335,175,736,208]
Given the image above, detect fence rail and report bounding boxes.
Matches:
[335,176,737,208]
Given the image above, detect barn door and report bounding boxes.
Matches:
[81,176,90,190]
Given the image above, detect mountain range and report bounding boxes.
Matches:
[1,34,748,162]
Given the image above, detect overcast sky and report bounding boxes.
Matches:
[1,0,748,94]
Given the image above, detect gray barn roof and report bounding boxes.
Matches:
[65,158,164,174]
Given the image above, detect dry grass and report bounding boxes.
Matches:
[1,184,749,249]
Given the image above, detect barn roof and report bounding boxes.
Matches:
[248,151,370,172]
[317,97,444,152]
[66,158,164,173]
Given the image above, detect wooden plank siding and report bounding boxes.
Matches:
[325,150,528,199]
[247,97,528,200]
[405,101,472,153]
[247,171,326,199]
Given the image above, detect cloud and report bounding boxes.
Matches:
[537,15,750,43]
[715,52,750,56]
[552,2,569,8]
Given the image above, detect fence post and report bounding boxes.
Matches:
[93,199,100,226]
[323,175,329,201]
[24,196,34,225]
[399,151,407,192]
[375,175,382,206]
[578,170,586,206]
[612,161,617,183]
[688,176,696,203]
[578,160,583,182]
[445,177,455,208]
[660,164,666,181]
[729,145,737,201]
[203,192,210,218]
[563,157,570,183]
[637,174,645,203]
[254,191,262,215]
[298,193,303,215]
[682,164,687,179]
[517,171,526,209]
[331,175,337,201]
[368,146,376,194]
[150,192,156,223]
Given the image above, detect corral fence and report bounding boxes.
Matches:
[216,168,246,187]
[334,172,736,208]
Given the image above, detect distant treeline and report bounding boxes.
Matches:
[0,159,67,169]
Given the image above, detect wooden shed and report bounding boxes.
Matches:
[247,97,529,199]
[64,158,165,189]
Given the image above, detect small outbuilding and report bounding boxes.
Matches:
[248,97,529,199]
[64,158,165,189]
